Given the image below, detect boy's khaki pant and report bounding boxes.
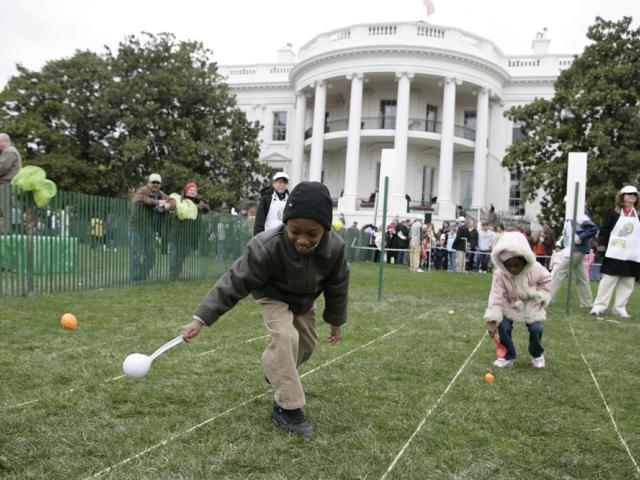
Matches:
[550,252,593,308]
[257,297,318,410]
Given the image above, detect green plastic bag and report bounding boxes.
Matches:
[33,179,57,208]
[170,194,198,220]
[11,166,46,191]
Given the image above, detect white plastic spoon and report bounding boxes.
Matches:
[122,335,185,377]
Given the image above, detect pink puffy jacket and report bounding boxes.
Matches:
[484,232,552,325]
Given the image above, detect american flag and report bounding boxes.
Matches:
[423,0,435,16]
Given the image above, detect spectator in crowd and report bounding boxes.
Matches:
[530,230,547,267]
[484,232,552,369]
[179,182,349,437]
[254,172,290,235]
[549,209,598,308]
[548,242,563,274]
[466,219,479,271]
[446,224,457,272]
[386,220,399,264]
[540,225,556,268]
[362,223,377,262]
[0,133,22,183]
[452,216,470,273]
[409,218,424,272]
[373,226,382,263]
[424,223,437,268]
[395,219,410,265]
[476,222,496,272]
[434,235,448,270]
[130,173,175,283]
[591,186,640,318]
[438,220,450,242]
[169,182,210,280]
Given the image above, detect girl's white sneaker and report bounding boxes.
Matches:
[532,355,545,368]
[493,358,515,368]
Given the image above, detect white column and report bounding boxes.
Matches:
[391,71,413,213]
[437,77,457,219]
[338,73,364,212]
[291,91,307,187]
[309,81,326,182]
[471,87,489,210]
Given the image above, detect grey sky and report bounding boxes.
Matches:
[1,0,638,87]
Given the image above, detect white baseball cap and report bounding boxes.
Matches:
[273,172,289,181]
[457,216,466,222]
[148,173,162,184]
[620,185,638,194]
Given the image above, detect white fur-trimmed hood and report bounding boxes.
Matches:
[491,232,537,277]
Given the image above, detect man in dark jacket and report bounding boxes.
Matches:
[129,173,175,283]
[452,216,470,273]
[180,182,349,437]
[254,172,290,235]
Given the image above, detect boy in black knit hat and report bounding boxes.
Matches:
[179,181,349,437]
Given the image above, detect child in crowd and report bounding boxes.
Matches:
[548,242,563,273]
[179,182,349,437]
[446,225,457,272]
[434,235,448,270]
[484,232,552,368]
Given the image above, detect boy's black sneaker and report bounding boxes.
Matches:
[271,403,314,437]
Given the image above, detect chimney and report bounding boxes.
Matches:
[277,43,296,63]
[531,27,550,54]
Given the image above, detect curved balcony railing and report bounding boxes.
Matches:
[408,118,442,133]
[295,21,575,76]
[304,116,475,140]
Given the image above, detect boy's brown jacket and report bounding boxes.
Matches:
[194,224,349,326]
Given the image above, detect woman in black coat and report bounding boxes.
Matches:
[591,185,640,318]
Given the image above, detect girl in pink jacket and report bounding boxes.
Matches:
[484,232,552,368]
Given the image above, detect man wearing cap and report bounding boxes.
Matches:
[179,182,349,437]
[130,174,175,283]
[254,172,290,235]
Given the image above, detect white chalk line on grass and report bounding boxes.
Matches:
[86,325,405,479]
[380,333,486,480]
[2,334,271,410]
[1,374,127,411]
[566,318,640,477]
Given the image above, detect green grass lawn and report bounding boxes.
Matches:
[1,263,639,479]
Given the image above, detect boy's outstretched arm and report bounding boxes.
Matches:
[179,239,270,340]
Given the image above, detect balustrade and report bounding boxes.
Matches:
[303,116,472,138]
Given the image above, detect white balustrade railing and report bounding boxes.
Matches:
[220,23,577,83]
[220,64,293,83]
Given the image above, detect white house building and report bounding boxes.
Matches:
[218,22,575,226]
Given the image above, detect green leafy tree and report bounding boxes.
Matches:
[503,17,640,230]
[0,32,271,206]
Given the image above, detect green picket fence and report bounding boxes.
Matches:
[0,183,253,297]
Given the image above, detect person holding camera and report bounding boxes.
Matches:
[130,173,175,283]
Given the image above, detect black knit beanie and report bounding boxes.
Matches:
[282,181,333,231]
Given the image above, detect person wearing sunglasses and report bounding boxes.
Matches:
[130,173,175,283]
[591,185,640,318]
